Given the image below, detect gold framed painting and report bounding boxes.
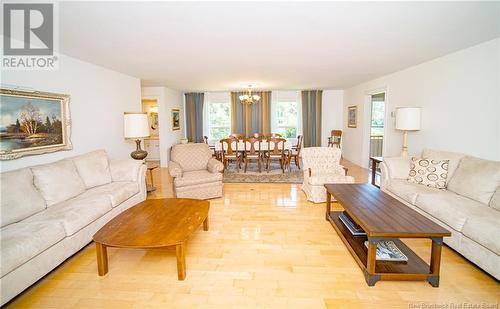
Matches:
[0,88,72,160]
[171,108,180,131]
[348,105,357,128]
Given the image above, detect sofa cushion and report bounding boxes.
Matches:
[79,182,139,207]
[24,195,112,236]
[447,156,500,205]
[383,157,412,179]
[421,149,465,182]
[31,160,86,207]
[415,190,485,232]
[461,206,500,255]
[72,150,112,189]
[0,168,46,228]
[109,159,143,182]
[489,186,500,211]
[408,157,449,189]
[0,221,66,277]
[386,179,440,204]
[174,170,222,188]
[171,143,212,172]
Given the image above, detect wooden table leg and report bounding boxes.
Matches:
[365,237,380,286]
[95,242,108,276]
[326,192,331,221]
[371,158,377,186]
[428,237,443,287]
[176,242,186,280]
[203,216,209,231]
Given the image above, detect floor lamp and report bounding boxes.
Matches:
[395,107,421,157]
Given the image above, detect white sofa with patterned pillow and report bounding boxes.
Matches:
[380,149,500,280]
[0,150,147,305]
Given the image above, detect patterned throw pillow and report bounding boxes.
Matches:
[408,157,449,189]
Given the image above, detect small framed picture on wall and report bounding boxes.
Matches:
[171,108,180,131]
[348,106,357,128]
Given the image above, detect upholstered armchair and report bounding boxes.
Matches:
[301,147,355,203]
[168,143,224,199]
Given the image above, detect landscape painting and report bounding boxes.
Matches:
[0,89,72,160]
[172,108,180,131]
[348,105,357,128]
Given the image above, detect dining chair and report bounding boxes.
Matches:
[204,135,220,160]
[264,137,287,173]
[243,137,263,173]
[252,133,266,140]
[327,130,342,148]
[265,133,282,138]
[230,133,245,141]
[288,135,303,171]
[220,138,242,172]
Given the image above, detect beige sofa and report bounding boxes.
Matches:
[380,149,499,280]
[0,150,147,305]
[301,147,355,203]
[168,143,224,199]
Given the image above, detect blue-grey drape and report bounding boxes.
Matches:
[231,91,271,136]
[185,92,204,143]
[301,90,322,147]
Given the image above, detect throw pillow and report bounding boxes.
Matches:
[408,157,449,189]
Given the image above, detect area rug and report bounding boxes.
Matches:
[223,161,303,183]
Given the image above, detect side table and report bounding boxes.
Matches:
[369,156,383,188]
[146,162,159,192]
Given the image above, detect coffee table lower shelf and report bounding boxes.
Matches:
[327,211,440,286]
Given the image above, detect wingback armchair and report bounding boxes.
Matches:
[301,147,355,203]
[168,143,224,199]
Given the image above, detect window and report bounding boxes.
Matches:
[271,91,301,139]
[204,93,231,141]
[274,101,299,138]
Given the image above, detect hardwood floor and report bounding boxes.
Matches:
[6,160,499,308]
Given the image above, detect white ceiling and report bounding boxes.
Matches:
[59,1,500,91]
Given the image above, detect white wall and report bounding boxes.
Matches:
[321,90,344,146]
[1,54,141,172]
[343,38,499,168]
[141,86,184,167]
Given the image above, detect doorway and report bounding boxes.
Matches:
[368,93,385,180]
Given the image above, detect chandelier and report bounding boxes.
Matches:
[239,87,260,105]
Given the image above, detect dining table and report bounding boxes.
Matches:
[212,140,294,152]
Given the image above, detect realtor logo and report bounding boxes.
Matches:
[2,2,58,70]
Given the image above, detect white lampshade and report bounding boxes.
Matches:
[124,112,150,139]
[395,107,421,131]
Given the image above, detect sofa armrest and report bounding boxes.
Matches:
[168,161,183,178]
[207,158,224,173]
[309,166,346,177]
[109,159,144,182]
[380,156,411,189]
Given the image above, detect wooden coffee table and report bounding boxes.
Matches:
[93,198,209,280]
[325,184,451,287]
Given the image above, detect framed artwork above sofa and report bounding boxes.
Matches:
[0,88,72,160]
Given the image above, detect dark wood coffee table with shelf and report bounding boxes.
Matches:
[325,183,451,287]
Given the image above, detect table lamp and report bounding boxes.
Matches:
[124,112,150,160]
[395,107,421,157]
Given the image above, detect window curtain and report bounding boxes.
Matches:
[231,91,271,136]
[185,92,204,143]
[301,90,322,147]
